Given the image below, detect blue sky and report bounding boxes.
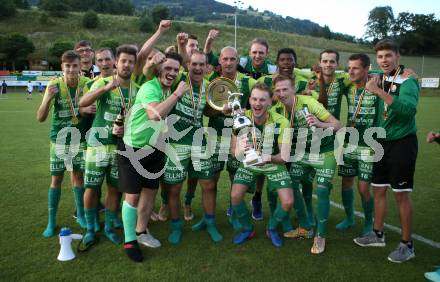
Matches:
[217,0,440,38]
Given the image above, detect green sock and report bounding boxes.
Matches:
[161,189,168,205]
[341,188,354,220]
[302,181,314,223]
[84,207,97,234]
[205,214,223,242]
[293,187,311,229]
[232,201,253,231]
[73,186,86,227]
[267,190,277,215]
[362,197,374,234]
[168,219,183,244]
[316,186,330,237]
[104,208,122,244]
[184,192,195,206]
[122,201,137,243]
[43,188,61,237]
[268,202,289,230]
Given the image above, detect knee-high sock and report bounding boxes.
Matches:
[46,188,61,228]
[122,201,137,243]
[268,202,289,230]
[232,201,253,231]
[362,197,374,225]
[293,187,311,229]
[302,181,314,217]
[316,186,330,237]
[104,208,118,231]
[84,207,97,234]
[73,186,85,219]
[341,188,354,219]
[161,189,168,205]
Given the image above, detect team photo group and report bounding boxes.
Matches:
[36,19,420,264]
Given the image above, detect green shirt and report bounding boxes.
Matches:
[87,76,139,146]
[346,85,379,146]
[45,76,90,143]
[258,72,316,95]
[206,72,257,133]
[271,95,332,153]
[244,109,291,156]
[376,67,419,141]
[123,77,166,148]
[168,72,209,145]
[314,73,350,119]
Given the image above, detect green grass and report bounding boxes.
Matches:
[0,90,439,280]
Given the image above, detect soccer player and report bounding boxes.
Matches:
[1,80,6,96]
[354,39,419,263]
[427,131,440,144]
[301,49,350,228]
[38,83,44,96]
[203,45,256,229]
[75,40,100,79]
[164,50,222,244]
[78,45,140,250]
[230,82,293,247]
[336,53,378,236]
[118,52,187,262]
[271,75,342,254]
[36,50,92,237]
[26,80,33,100]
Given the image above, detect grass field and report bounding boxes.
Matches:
[0,90,439,281]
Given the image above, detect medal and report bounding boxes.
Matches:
[62,76,80,126]
[71,116,79,125]
[187,76,204,124]
[351,86,365,127]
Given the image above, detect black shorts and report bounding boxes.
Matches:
[117,140,165,194]
[372,134,418,192]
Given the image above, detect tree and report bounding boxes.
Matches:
[151,5,170,25]
[82,9,99,29]
[99,39,119,54]
[0,0,17,20]
[139,15,153,32]
[49,41,73,59]
[40,0,70,18]
[0,33,35,70]
[365,6,394,42]
[15,0,30,9]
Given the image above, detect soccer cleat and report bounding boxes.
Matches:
[250,199,263,221]
[184,205,194,221]
[335,218,355,231]
[424,268,440,282]
[387,242,415,263]
[77,232,98,252]
[283,227,314,239]
[137,231,161,248]
[232,229,256,245]
[42,225,56,238]
[104,228,122,245]
[353,231,386,247]
[124,241,143,262]
[266,229,283,247]
[311,236,326,254]
[158,205,169,221]
[191,218,207,232]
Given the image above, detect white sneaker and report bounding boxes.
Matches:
[137,231,161,248]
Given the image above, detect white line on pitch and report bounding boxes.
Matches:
[313,195,440,249]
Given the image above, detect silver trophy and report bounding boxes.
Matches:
[229,92,263,167]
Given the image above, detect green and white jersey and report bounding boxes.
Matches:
[206,72,257,133]
[314,73,350,119]
[45,76,91,143]
[87,76,139,147]
[271,95,332,153]
[258,72,315,95]
[169,72,209,145]
[346,85,379,146]
[375,66,419,141]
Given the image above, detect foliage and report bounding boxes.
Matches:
[139,15,154,32]
[0,0,17,20]
[151,5,170,25]
[99,39,119,54]
[0,33,34,70]
[40,0,70,18]
[82,9,99,29]
[364,6,394,42]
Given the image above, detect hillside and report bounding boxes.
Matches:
[1,9,372,70]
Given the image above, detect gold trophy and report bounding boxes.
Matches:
[112,108,125,136]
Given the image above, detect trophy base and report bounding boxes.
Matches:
[243,150,264,167]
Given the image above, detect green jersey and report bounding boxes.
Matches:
[124,77,168,148]
[271,95,332,154]
[314,73,350,119]
[87,76,139,147]
[346,85,379,146]
[45,76,91,143]
[376,66,419,141]
[131,73,149,87]
[168,72,209,145]
[206,72,257,133]
[244,109,290,156]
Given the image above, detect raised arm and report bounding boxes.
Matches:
[36,83,57,122]
[79,78,119,107]
[146,81,189,121]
